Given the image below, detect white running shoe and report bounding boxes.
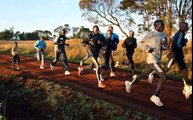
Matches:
[64,70,71,75]
[50,64,54,71]
[132,74,137,80]
[183,85,192,99]
[110,72,116,77]
[150,95,163,107]
[40,66,44,69]
[148,72,154,84]
[16,67,21,70]
[125,81,132,93]
[93,68,96,71]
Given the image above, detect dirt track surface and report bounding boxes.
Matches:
[0,54,192,120]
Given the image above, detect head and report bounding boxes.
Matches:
[179,22,189,32]
[14,42,17,46]
[40,36,44,41]
[60,29,66,36]
[129,30,134,37]
[107,30,113,39]
[108,25,113,32]
[154,20,164,32]
[93,25,99,34]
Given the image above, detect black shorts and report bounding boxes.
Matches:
[12,55,20,64]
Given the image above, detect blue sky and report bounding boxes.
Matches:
[0,0,192,39]
[0,0,154,40]
[0,0,94,33]
[0,0,139,39]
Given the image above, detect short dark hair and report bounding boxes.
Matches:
[107,30,113,34]
[93,25,99,31]
[61,29,66,34]
[108,25,113,30]
[14,42,17,45]
[40,36,44,39]
[154,20,164,28]
[179,22,189,29]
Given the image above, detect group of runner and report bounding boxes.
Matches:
[11,20,192,107]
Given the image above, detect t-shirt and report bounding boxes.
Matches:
[54,35,66,52]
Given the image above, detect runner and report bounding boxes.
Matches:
[11,42,20,70]
[78,25,106,88]
[103,25,119,77]
[122,30,137,75]
[50,29,70,75]
[34,36,46,69]
[125,20,167,107]
[163,21,192,99]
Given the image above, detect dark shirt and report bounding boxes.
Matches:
[106,38,112,52]
[171,29,187,58]
[55,35,66,52]
[103,33,119,50]
[122,37,137,53]
[87,32,106,57]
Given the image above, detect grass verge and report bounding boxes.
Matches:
[0,75,158,120]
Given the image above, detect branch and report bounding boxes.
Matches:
[184,4,192,19]
[179,0,182,15]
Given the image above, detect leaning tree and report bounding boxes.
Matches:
[79,0,135,37]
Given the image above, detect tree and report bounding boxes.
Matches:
[77,26,90,38]
[12,31,20,40]
[173,0,192,29]
[79,0,135,37]
[36,30,52,39]
[120,0,155,32]
[0,27,14,40]
[23,31,39,40]
[72,27,80,38]
[120,0,192,44]
[19,32,25,40]
[54,24,71,34]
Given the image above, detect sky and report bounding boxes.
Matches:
[0,0,192,40]
[0,0,93,34]
[0,0,143,39]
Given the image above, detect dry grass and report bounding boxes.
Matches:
[0,39,192,79]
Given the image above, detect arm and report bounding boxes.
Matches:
[34,41,39,49]
[176,32,183,48]
[134,38,137,48]
[161,37,168,50]
[53,35,61,45]
[113,33,119,45]
[98,34,106,46]
[44,42,46,49]
[12,46,18,55]
[122,39,127,48]
[138,33,153,52]
[11,46,15,55]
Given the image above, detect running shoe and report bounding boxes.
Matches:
[150,95,163,107]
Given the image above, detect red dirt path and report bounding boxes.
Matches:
[0,54,192,120]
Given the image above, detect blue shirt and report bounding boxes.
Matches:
[103,33,119,45]
[34,40,46,49]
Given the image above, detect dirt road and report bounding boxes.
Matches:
[0,54,192,120]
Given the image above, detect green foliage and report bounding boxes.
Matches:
[120,0,192,36]
[0,29,14,40]
[19,31,39,40]
[72,26,90,38]
[79,0,133,37]
[0,75,157,120]
[0,27,40,40]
